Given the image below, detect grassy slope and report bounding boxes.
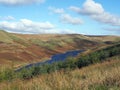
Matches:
[0,30,13,43]
[0,55,119,90]
[0,30,120,67]
[0,31,100,66]
[86,35,120,43]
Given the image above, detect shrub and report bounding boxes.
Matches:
[0,68,15,81]
[76,44,120,68]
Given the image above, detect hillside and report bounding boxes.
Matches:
[0,30,13,43]
[0,41,120,90]
[0,53,120,90]
[0,30,120,67]
[86,35,120,44]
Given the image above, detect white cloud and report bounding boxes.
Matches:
[0,19,76,34]
[70,0,120,26]
[44,29,76,34]
[0,0,45,6]
[0,19,55,34]
[0,16,15,20]
[91,12,120,26]
[69,6,81,13]
[48,7,64,14]
[69,0,104,15]
[48,7,83,25]
[61,14,83,25]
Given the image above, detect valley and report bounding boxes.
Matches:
[1,30,116,67]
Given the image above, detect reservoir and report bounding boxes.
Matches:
[16,50,84,71]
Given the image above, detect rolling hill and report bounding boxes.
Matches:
[0,30,120,68]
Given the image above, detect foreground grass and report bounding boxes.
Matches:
[0,55,120,90]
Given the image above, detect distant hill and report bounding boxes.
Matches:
[0,30,119,67]
[85,35,120,43]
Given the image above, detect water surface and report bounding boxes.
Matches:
[16,50,84,71]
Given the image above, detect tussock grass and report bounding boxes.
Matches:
[0,56,120,90]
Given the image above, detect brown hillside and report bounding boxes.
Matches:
[0,30,119,67]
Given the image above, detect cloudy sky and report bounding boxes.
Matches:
[0,0,120,35]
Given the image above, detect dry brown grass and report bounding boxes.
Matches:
[0,32,103,66]
[87,35,120,42]
[0,56,120,90]
[1,30,120,67]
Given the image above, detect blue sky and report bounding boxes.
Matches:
[0,0,120,35]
